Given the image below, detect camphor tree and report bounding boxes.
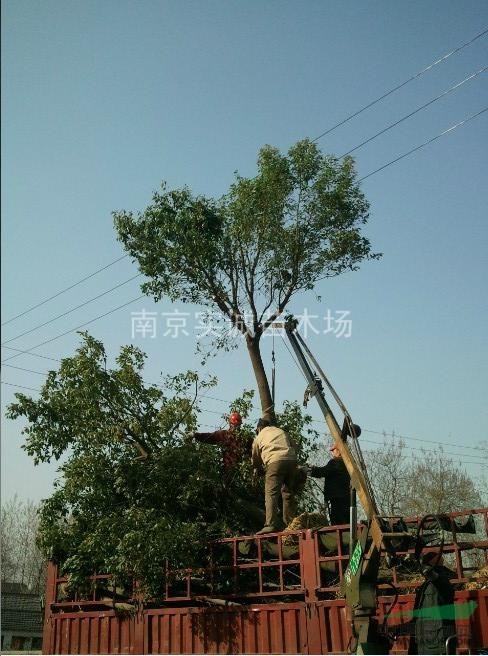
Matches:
[6,333,320,595]
[114,139,379,421]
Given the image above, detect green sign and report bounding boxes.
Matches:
[385,600,477,621]
[349,540,363,576]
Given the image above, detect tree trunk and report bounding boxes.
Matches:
[245,335,276,423]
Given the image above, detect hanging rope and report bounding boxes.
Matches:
[271,331,276,410]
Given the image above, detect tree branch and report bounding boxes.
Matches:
[261,284,297,333]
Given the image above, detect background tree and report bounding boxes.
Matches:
[114,139,379,421]
[365,435,408,515]
[402,449,481,517]
[1,496,46,593]
[364,437,481,517]
[6,333,319,595]
[477,439,488,507]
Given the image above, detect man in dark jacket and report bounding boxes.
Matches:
[309,443,350,525]
[308,424,360,526]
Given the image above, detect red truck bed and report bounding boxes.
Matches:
[42,508,488,654]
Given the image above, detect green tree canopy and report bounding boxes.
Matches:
[114,139,379,420]
[7,333,320,594]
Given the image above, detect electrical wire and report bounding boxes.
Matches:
[3,36,487,521]
[358,436,485,465]
[2,373,485,465]
[341,65,488,158]
[5,28,487,339]
[5,38,487,348]
[362,427,487,452]
[1,275,142,345]
[1,364,49,375]
[2,376,485,469]
[0,346,61,363]
[4,28,487,352]
[2,254,129,327]
[311,26,488,143]
[359,105,488,182]
[1,381,41,393]
[3,341,485,460]
[1,295,145,364]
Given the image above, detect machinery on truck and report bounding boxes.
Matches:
[282,318,455,653]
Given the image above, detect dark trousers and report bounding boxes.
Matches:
[329,498,349,526]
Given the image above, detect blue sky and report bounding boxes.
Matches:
[2,0,487,503]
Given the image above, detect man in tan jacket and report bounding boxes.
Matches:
[251,418,299,534]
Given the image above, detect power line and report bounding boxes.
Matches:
[0,346,61,363]
[359,105,488,182]
[5,28,487,337]
[1,254,129,327]
[2,378,484,467]
[3,336,486,458]
[6,32,486,348]
[1,295,144,364]
[200,392,487,457]
[272,337,486,454]
[3,326,486,462]
[358,436,486,466]
[341,65,488,158]
[312,26,488,143]
[361,427,487,452]
[1,381,40,393]
[2,275,141,346]
[1,364,49,376]
[5,28,488,344]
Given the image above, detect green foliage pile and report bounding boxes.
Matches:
[7,333,320,595]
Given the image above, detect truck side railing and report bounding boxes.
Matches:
[48,507,488,609]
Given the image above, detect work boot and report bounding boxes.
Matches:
[255,526,279,535]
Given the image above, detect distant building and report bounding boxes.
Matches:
[1,582,43,651]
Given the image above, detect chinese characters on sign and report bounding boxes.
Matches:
[131,309,352,340]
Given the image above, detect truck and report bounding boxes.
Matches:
[41,321,488,654]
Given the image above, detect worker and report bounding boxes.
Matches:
[407,552,456,654]
[308,423,361,526]
[251,418,299,535]
[191,411,251,476]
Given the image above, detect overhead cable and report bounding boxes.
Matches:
[359,105,488,182]
[1,254,129,327]
[3,339,486,457]
[2,274,141,345]
[2,378,484,467]
[358,435,486,465]
[312,26,488,143]
[272,338,487,454]
[363,427,488,452]
[1,295,144,364]
[5,28,488,337]
[2,381,41,393]
[0,346,61,363]
[341,65,488,157]
[1,364,49,375]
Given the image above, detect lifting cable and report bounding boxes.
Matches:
[271,331,276,410]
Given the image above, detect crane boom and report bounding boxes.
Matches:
[281,318,410,654]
